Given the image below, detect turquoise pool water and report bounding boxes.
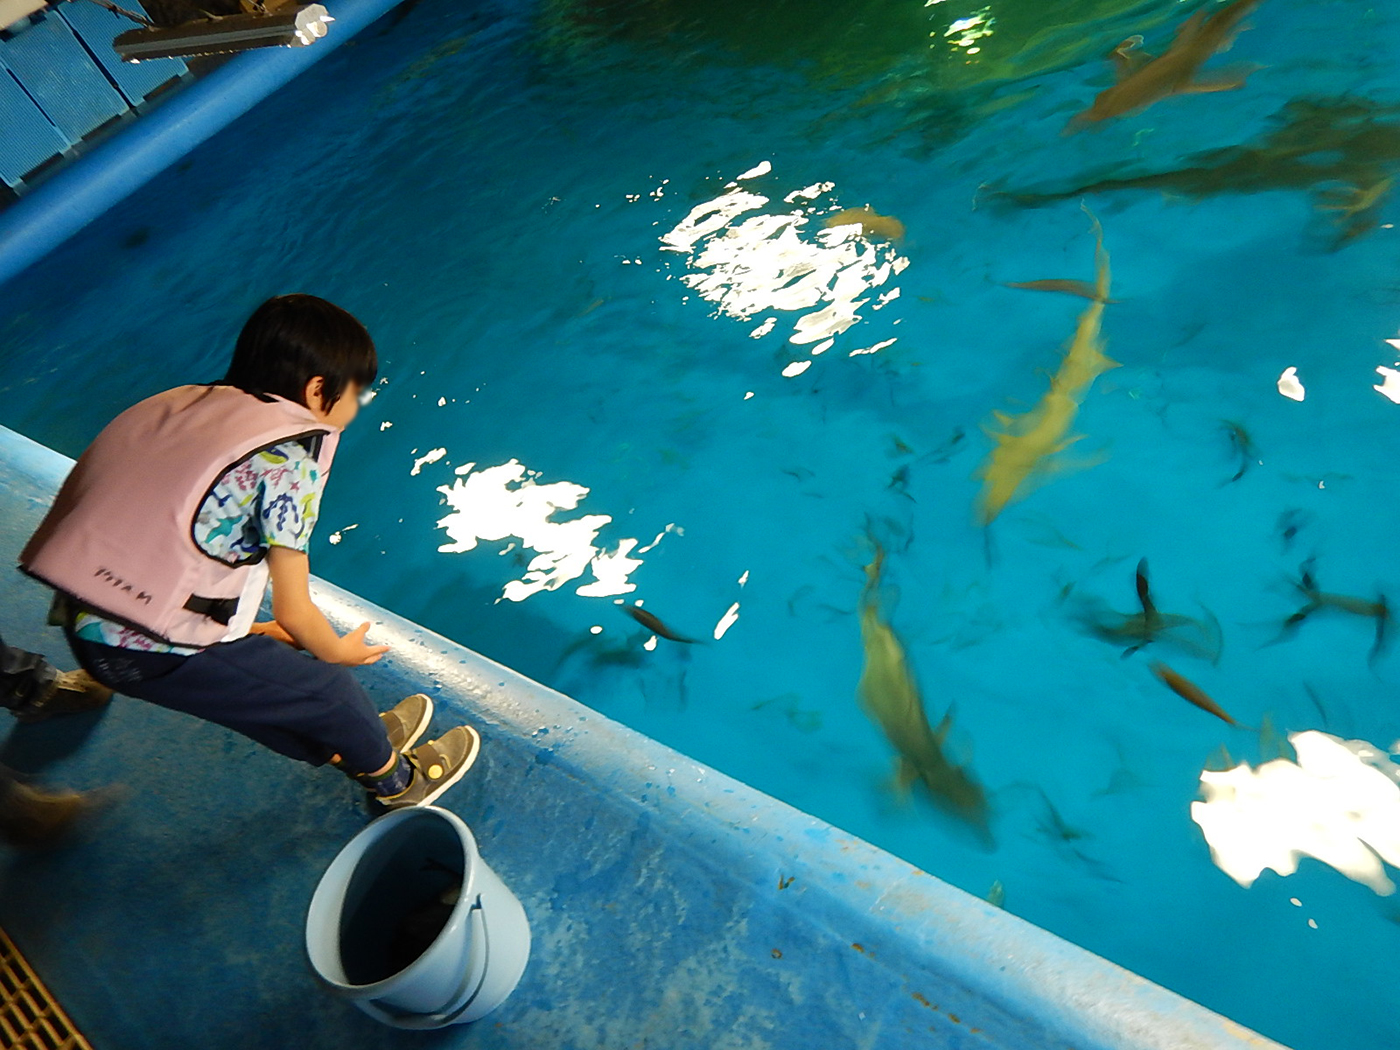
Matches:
[2,0,1399,1045]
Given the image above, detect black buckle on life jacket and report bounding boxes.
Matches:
[183,594,239,626]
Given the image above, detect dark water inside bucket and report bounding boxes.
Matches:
[338,817,466,986]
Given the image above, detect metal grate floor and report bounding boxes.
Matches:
[0,927,92,1050]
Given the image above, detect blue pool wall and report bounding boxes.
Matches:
[0,0,408,289]
[0,422,1286,1049]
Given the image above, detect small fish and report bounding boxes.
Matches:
[1036,788,1089,843]
[1004,279,1117,303]
[555,632,649,670]
[1276,558,1391,664]
[823,206,906,241]
[1276,509,1308,553]
[920,427,966,465]
[1074,559,1222,663]
[623,605,700,644]
[1068,847,1125,884]
[889,464,914,500]
[1150,661,1239,726]
[985,880,1006,909]
[1220,420,1258,483]
[1065,0,1263,132]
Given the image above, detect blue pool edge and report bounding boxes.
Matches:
[0,0,408,290]
[0,420,1288,1050]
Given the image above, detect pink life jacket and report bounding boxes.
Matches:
[20,384,340,648]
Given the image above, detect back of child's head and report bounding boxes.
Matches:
[224,295,377,408]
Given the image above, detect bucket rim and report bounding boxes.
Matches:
[305,805,483,995]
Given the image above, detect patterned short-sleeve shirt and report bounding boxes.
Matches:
[73,439,323,654]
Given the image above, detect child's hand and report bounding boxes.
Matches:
[337,622,391,666]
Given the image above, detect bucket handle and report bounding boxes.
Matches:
[359,894,491,1030]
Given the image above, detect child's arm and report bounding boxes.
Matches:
[248,619,299,646]
[266,545,390,666]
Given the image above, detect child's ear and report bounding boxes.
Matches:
[304,376,326,412]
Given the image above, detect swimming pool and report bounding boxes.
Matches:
[2,0,1397,1046]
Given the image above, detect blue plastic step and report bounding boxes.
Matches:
[0,11,127,144]
[0,65,67,187]
[58,0,185,107]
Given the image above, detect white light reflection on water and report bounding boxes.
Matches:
[1374,366,1400,403]
[943,7,995,55]
[1277,366,1306,401]
[434,458,658,602]
[660,168,907,370]
[1191,730,1400,894]
[1377,334,1400,402]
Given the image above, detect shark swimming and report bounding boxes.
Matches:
[857,540,994,848]
[975,209,1118,526]
[1065,0,1263,133]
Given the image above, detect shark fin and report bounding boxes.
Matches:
[933,705,956,743]
[1108,35,1151,81]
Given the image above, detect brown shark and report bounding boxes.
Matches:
[976,210,1118,525]
[1066,0,1263,132]
[857,541,993,848]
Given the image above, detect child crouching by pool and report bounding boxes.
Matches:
[20,294,478,808]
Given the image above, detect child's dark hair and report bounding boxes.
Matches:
[224,294,377,408]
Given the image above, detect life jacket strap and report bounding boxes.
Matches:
[182,594,239,625]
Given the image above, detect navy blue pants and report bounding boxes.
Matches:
[67,634,394,774]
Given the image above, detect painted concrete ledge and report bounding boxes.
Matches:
[0,422,1287,1050]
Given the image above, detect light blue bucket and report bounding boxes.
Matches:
[305,806,531,1028]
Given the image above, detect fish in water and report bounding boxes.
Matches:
[1035,788,1089,843]
[1275,558,1390,665]
[1135,557,1157,624]
[1004,279,1117,303]
[975,209,1119,525]
[1065,0,1263,133]
[1150,661,1239,726]
[985,880,1006,909]
[1221,419,1259,483]
[1071,558,1223,663]
[822,206,906,242]
[624,604,700,644]
[555,631,649,671]
[999,97,1400,249]
[920,427,967,465]
[1276,508,1308,552]
[1314,174,1393,250]
[858,541,993,848]
[889,464,914,500]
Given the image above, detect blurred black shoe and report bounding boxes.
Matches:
[11,669,114,724]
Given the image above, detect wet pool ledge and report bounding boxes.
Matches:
[0,422,1286,1050]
